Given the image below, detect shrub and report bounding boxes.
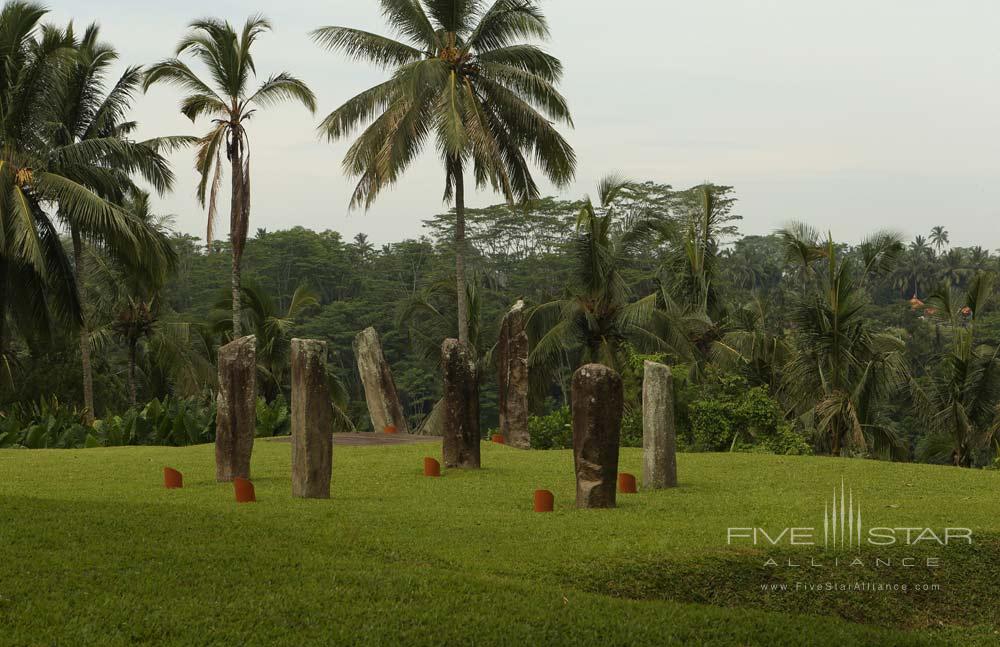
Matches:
[529,406,572,449]
[620,408,643,448]
[526,405,643,450]
[0,397,91,449]
[255,396,290,437]
[92,396,216,446]
[688,384,811,455]
[689,399,734,451]
[0,394,297,449]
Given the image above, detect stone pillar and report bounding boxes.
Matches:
[497,299,530,448]
[354,327,409,434]
[216,335,256,482]
[572,363,623,508]
[441,339,480,469]
[291,339,333,498]
[642,361,677,488]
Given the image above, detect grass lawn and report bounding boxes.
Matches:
[1,441,998,646]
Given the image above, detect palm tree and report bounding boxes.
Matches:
[213,282,319,400]
[313,0,576,345]
[0,3,156,408]
[528,176,701,375]
[711,296,790,390]
[893,240,934,299]
[350,233,375,264]
[938,248,970,288]
[780,224,908,457]
[968,246,991,272]
[663,185,730,321]
[397,277,486,433]
[111,296,157,407]
[929,226,949,254]
[913,273,1000,467]
[144,16,316,337]
[86,189,179,408]
[398,278,484,362]
[52,23,180,421]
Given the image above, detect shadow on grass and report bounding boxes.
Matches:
[1,495,952,646]
[568,537,1000,631]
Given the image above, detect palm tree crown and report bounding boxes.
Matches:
[929,225,949,254]
[528,176,699,375]
[314,0,575,344]
[144,16,316,336]
[779,225,908,457]
[0,3,173,404]
[52,22,181,421]
[913,272,1000,467]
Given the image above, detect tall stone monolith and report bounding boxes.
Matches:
[291,339,333,499]
[216,335,256,482]
[441,338,480,469]
[572,363,623,508]
[497,299,530,448]
[642,361,677,489]
[354,327,409,434]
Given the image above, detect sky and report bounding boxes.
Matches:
[43,0,1000,248]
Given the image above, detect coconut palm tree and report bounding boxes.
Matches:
[968,246,991,272]
[779,225,909,457]
[83,189,179,406]
[398,277,484,362]
[110,296,156,407]
[929,226,949,254]
[528,176,703,375]
[212,282,320,399]
[144,16,316,337]
[312,0,576,345]
[913,273,1000,467]
[52,23,181,421]
[893,239,935,299]
[711,295,790,390]
[0,2,157,406]
[938,247,970,288]
[663,184,731,321]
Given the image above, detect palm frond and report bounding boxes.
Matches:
[310,26,425,68]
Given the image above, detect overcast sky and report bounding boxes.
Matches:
[43,0,1000,247]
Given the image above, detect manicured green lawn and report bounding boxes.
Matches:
[1,441,998,645]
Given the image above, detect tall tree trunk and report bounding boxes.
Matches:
[72,230,95,424]
[0,261,7,385]
[453,162,469,345]
[231,249,242,338]
[230,149,243,338]
[127,340,137,408]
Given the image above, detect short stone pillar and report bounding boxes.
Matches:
[354,327,409,434]
[216,335,256,482]
[572,363,623,508]
[497,300,530,448]
[441,339,480,469]
[642,361,677,488]
[290,339,333,498]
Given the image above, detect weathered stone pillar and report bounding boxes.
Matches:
[291,339,333,498]
[497,299,530,448]
[572,363,623,508]
[441,339,480,469]
[216,335,256,482]
[354,327,409,434]
[642,361,677,489]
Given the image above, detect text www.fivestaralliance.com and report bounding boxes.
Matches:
[760,582,941,594]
